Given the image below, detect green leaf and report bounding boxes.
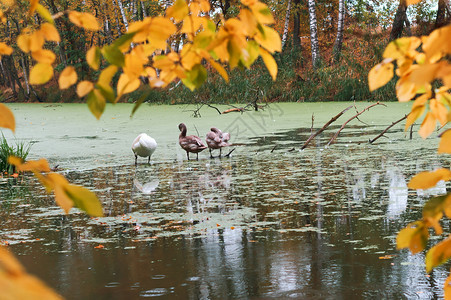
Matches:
[64,184,103,217]
[182,64,207,91]
[130,90,151,117]
[86,90,106,120]
[36,4,54,24]
[96,84,115,103]
[396,220,428,254]
[426,237,451,273]
[101,45,125,67]
[113,32,136,48]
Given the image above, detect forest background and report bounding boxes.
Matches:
[0,0,447,105]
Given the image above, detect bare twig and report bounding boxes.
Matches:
[301,105,353,150]
[311,113,315,133]
[327,102,386,146]
[369,114,408,144]
[225,148,236,157]
[270,145,277,153]
[201,102,222,115]
[410,124,414,140]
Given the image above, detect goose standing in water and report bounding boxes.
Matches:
[132,133,157,165]
[206,127,230,158]
[178,123,207,160]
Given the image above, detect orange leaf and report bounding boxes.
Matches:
[31,49,56,64]
[40,23,60,42]
[0,103,15,132]
[76,81,94,97]
[86,46,100,70]
[426,237,451,272]
[408,168,451,189]
[58,66,77,89]
[396,221,428,254]
[439,129,451,154]
[418,112,436,139]
[68,11,100,31]
[0,42,13,57]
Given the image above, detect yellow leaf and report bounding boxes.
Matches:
[383,37,421,60]
[58,66,77,90]
[418,112,436,138]
[86,46,100,70]
[181,15,205,35]
[239,9,257,36]
[254,25,281,53]
[76,81,94,97]
[117,73,141,98]
[166,0,189,22]
[29,63,53,85]
[423,25,451,62]
[0,103,15,132]
[0,247,63,300]
[98,65,118,88]
[409,63,441,87]
[68,11,100,31]
[148,17,176,49]
[408,168,451,189]
[208,59,229,82]
[368,58,394,91]
[31,49,56,64]
[17,31,44,53]
[0,42,13,57]
[430,98,448,126]
[124,53,144,80]
[406,0,423,4]
[405,94,428,130]
[54,183,73,214]
[39,23,60,42]
[35,4,54,24]
[87,89,106,120]
[143,67,157,78]
[439,129,451,154]
[396,75,417,102]
[426,237,451,273]
[259,47,277,80]
[396,221,428,254]
[15,158,51,172]
[64,184,103,217]
[250,2,274,24]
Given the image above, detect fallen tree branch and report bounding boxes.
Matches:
[327,102,386,146]
[369,114,408,144]
[301,105,353,150]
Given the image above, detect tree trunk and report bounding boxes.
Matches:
[116,0,129,31]
[436,0,450,29]
[141,1,147,18]
[308,0,320,68]
[332,0,345,63]
[292,0,301,50]
[112,0,123,36]
[389,0,407,41]
[282,0,292,49]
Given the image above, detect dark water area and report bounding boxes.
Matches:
[1,103,450,299]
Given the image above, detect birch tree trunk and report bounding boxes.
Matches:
[116,0,129,31]
[141,1,147,18]
[435,0,450,28]
[281,0,291,49]
[389,0,407,41]
[292,0,301,50]
[332,0,345,63]
[20,56,30,96]
[308,0,320,68]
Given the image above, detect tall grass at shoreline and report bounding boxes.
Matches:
[0,134,31,174]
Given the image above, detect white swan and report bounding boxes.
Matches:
[132,133,157,165]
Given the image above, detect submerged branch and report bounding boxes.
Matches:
[301,105,353,150]
[327,102,386,146]
[369,114,408,144]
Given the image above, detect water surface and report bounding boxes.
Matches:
[1,102,449,299]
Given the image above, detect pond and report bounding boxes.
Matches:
[1,102,449,299]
